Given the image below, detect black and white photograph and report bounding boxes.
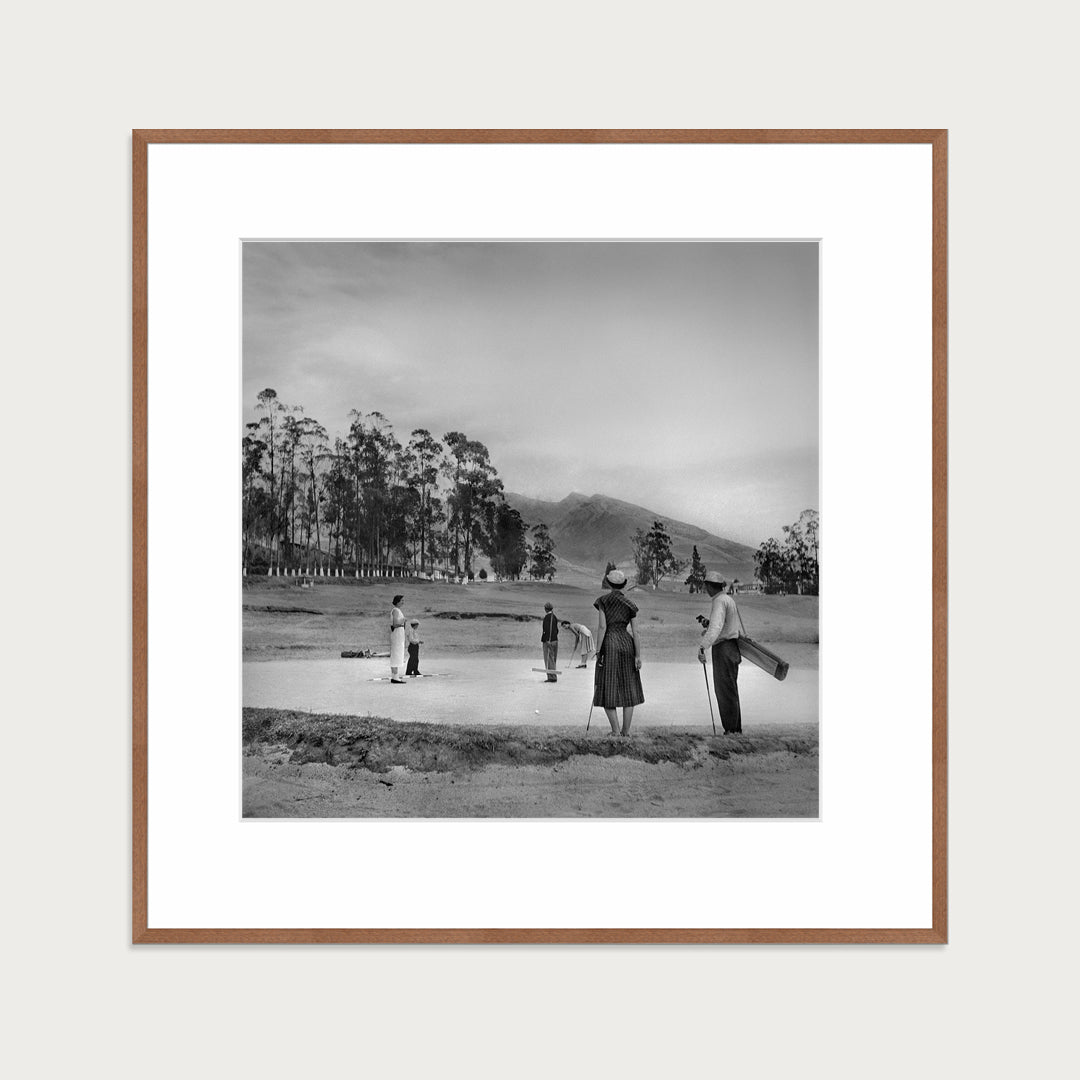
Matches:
[242,240,819,817]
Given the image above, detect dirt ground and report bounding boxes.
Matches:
[242,710,819,818]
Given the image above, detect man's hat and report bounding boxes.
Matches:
[392,594,404,605]
[409,619,420,626]
[544,602,553,611]
[604,569,627,587]
[703,571,726,586]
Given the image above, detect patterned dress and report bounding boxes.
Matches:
[592,591,644,707]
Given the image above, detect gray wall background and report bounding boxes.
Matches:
[6,1,1075,1077]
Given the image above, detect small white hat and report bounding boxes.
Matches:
[605,569,627,587]
[703,570,727,586]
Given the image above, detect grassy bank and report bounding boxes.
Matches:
[243,706,818,775]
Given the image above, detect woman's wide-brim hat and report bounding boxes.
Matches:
[604,569,627,588]
[392,594,404,605]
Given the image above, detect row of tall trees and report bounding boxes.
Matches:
[754,509,820,595]
[242,388,557,579]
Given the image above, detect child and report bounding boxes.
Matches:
[405,619,423,677]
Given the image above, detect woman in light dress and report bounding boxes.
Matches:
[389,593,407,683]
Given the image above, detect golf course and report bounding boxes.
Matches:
[243,577,819,817]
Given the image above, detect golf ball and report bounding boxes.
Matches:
[534,709,540,714]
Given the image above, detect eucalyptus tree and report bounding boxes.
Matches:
[321,437,352,567]
[489,502,530,579]
[753,536,789,594]
[278,409,307,566]
[407,428,443,575]
[782,509,819,595]
[529,523,557,580]
[684,545,707,593]
[632,519,682,589]
[293,416,329,570]
[255,388,286,571]
[442,431,468,572]
[427,495,449,574]
[361,412,398,566]
[345,410,368,571]
[448,437,503,575]
[242,422,267,569]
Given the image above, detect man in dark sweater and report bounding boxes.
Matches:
[541,602,559,682]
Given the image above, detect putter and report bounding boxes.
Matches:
[586,702,594,732]
[702,660,717,736]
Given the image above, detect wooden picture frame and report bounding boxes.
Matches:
[133,129,946,944]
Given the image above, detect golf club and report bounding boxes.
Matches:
[701,656,717,736]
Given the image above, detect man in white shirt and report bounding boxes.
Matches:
[697,570,742,733]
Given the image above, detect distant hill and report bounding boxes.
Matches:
[503,491,758,588]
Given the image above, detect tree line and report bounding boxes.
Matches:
[683,511,821,596]
[753,509,819,595]
[242,389,557,580]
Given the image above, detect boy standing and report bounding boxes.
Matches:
[405,619,423,677]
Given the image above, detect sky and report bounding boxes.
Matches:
[242,241,818,547]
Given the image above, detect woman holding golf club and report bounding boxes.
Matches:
[592,569,644,736]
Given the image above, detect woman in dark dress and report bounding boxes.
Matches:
[593,569,644,736]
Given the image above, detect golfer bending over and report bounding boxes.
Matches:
[593,569,644,736]
[698,570,742,733]
[560,620,595,667]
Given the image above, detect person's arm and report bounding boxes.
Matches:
[699,595,724,651]
[595,608,607,656]
[628,618,642,669]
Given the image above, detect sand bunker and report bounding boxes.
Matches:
[434,611,540,621]
[243,656,817,728]
[244,604,323,615]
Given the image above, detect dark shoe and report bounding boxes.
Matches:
[391,677,406,684]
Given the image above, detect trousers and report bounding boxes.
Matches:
[406,643,420,676]
[711,639,742,733]
[542,641,558,681]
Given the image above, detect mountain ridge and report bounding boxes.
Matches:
[503,491,758,585]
